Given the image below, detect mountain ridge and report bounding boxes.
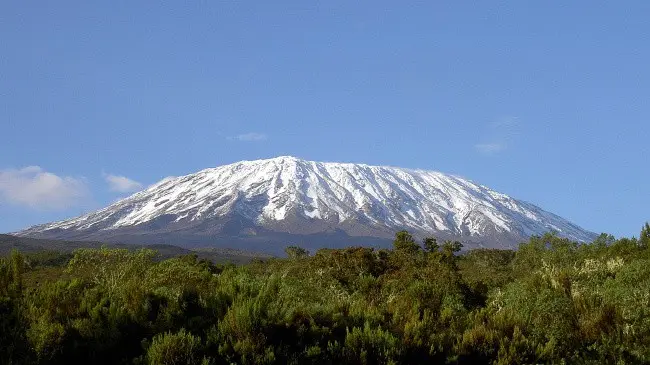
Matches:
[16,156,596,253]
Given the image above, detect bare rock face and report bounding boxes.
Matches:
[17,156,596,254]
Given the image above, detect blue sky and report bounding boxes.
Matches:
[1,2,648,237]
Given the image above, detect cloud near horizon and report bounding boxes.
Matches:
[103,172,143,193]
[229,132,268,142]
[0,166,89,210]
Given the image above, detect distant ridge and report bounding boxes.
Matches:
[0,234,271,264]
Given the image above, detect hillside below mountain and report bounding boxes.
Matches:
[0,234,271,264]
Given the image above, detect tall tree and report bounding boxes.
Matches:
[285,245,309,259]
[423,237,439,253]
[640,222,650,248]
[393,230,420,253]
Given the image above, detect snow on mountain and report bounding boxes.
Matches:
[17,156,596,248]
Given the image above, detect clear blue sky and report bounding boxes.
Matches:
[1,2,648,237]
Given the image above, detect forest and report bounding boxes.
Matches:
[2,224,650,364]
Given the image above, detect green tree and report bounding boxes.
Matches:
[441,240,463,255]
[0,250,32,364]
[440,240,463,268]
[639,222,650,248]
[284,245,309,259]
[423,237,439,253]
[393,230,420,253]
[593,233,616,248]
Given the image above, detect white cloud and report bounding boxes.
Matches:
[474,116,521,155]
[475,143,506,154]
[102,173,143,193]
[489,116,519,128]
[229,132,268,142]
[0,166,88,210]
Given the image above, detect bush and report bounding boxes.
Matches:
[146,329,203,365]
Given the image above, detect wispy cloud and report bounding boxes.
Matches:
[475,116,520,155]
[475,143,506,154]
[102,172,143,193]
[0,166,88,210]
[228,132,268,142]
[489,116,519,128]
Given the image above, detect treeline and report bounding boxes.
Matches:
[2,225,650,364]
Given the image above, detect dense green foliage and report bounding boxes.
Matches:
[2,226,650,364]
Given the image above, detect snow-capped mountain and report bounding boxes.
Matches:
[17,156,596,252]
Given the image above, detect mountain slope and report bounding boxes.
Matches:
[0,234,272,264]
[17,156,596,252]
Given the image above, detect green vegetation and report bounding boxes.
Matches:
[2,226,650,364]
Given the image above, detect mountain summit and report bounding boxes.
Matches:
[17,156,596,253]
